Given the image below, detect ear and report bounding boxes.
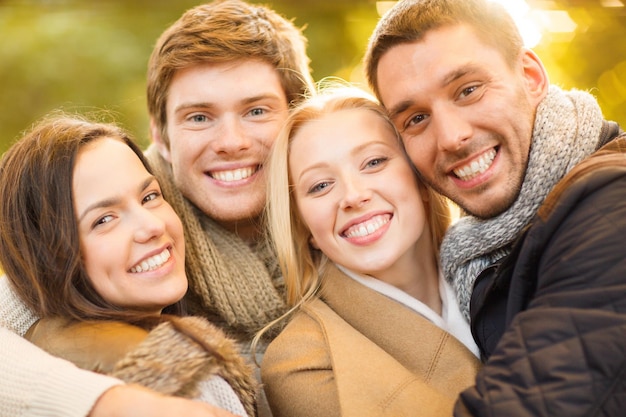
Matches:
[309,235,319,250]
[520,48,549,106]
[150,117,172,163]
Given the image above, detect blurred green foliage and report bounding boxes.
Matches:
[1,0,625,154]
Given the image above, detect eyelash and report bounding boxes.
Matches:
[308,181,331,195]
[143,191,161,203]
[249,108,265,116]
[92,191,162,229]
[365,157,388,168]
[306,157,389,195]
[94,214,113,227]
[189,114,208,123]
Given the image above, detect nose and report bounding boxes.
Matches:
[210,115,252,154]
[133,207,166,243]
[434,105,472,152]
[339,175,372,211]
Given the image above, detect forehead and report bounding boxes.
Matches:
[167,59,288,108]
[73,138,146,200]
[290,108,396,158]
[377,24,505,107]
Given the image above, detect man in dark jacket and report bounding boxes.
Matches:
[364,0,626,415]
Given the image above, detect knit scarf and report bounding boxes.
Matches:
[145,146,287,345]
[440,85,605,321]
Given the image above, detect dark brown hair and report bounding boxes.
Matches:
[0,114,182,323]
[364,0,523,100]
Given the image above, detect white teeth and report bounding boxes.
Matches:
[212,166,256,182]
[453,149,496,181]
[130,248,171,273]
[344,215,390,238]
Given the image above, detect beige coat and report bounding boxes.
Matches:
[261,264,480,417]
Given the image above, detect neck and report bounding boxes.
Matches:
[373,248,441,315]
[399,255,441,315]
[217,217,262,245]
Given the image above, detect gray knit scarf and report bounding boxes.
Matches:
[145,146,287,345]
[440,85,605,321]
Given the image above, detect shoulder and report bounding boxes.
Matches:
[27,318,148,374]
[264,299,331,360]
[537,139,626,226]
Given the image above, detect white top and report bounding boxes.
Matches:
[336,264,480,358]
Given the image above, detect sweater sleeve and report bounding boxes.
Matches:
[0,275,38,335]
[0,327,123,417]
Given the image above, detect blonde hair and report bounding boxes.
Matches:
[253,84,454,351]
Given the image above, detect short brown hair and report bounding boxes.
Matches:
[147,0,314,146]
[364,0,523,100]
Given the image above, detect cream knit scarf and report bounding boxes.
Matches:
[440,86,605,321]
[145,146,287,343]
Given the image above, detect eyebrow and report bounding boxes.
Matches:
[77,176,155,223]
[295,139,390,182]
[386,63,477,120]
[173,93,284,115]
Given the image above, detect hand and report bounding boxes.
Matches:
[89,384,240,417]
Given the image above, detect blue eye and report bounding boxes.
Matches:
[190,114,208,123]
[308,181,331,194]
[249,108,265,116]
[366,157,388,168]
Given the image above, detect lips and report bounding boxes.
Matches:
[129,248,171,273]
[452,148,496,181]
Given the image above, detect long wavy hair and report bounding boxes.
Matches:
[0,114,183,324]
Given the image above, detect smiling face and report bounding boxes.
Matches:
[154,59,289,241]
[289,108,433,284]
[73,138,187,315]
[376,24,547,218]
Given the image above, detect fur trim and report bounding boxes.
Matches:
[111,315,258,417]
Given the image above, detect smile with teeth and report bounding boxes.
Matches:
[129,248,171,273]
[453,148,496,181]
[343,214,390,239]
[210,166,258,182]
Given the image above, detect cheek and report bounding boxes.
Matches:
[166,210,185,246]
[298,202,332,245]
[403,140,432,173]
[81,247,109,297]
[258,125,282,150]
[81,231,127,279]
[79,239,97,276]
[170,133,206,161]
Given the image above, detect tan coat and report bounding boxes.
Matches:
[27,315,258,417]
[261,264,481,417]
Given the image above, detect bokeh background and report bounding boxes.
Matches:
[1,0,625,153]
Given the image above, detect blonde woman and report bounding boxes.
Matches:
[258,86,481,417]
